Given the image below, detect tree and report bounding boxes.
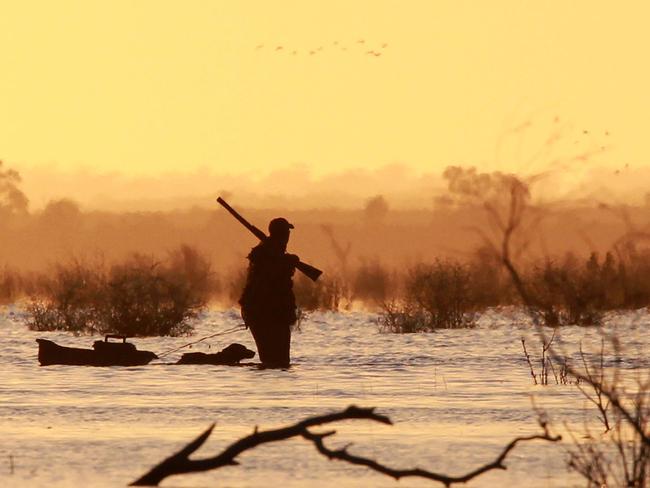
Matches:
[0,160,29,216]
[363,195,389,224]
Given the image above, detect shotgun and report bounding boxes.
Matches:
[217,197,323,282]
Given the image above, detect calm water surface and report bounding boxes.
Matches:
[2,307,649,487]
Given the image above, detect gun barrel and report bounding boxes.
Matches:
[216,197,322,281]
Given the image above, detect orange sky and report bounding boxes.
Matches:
[1,1,648,192]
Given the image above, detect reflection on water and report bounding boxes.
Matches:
[1,308,649,487]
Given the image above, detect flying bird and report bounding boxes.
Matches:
[275,46,283,51]
[255,44,264,50]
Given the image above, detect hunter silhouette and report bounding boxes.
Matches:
[239,218,298,367]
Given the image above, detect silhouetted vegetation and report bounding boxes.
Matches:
[378,260,479,331]
[455,164,650,488]
[4,246,650,333]
[2,160,650,333]
[520,332,572,386]
[0,160,29,217]
[27,245,213,336]
[131,405,560,487]
[378,300,431,333]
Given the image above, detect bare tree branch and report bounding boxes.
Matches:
[131,405,560,487]
[486,180,650,450]
[303,427,559,487]
[131,406,390,486]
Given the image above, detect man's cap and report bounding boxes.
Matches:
[268,217,294,235]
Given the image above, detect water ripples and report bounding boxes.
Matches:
[2,308,649,487]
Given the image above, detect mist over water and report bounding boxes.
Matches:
[14,163,650,212]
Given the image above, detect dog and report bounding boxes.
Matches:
[176,343,255,365]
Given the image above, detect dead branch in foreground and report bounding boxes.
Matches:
[131,405,560,486]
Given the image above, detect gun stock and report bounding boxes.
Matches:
[217,197,323,282]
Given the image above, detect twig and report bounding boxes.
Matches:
[131,405,560,487]
[575,342,611,432]
[302,427,559,486]
[521,338,538,385]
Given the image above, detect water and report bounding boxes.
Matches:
[2,307,649,487]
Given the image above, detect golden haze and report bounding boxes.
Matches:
[1,1,648,183]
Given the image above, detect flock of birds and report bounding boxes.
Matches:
[254,39,388,57]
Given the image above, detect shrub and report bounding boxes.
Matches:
[527,255,604,326]
[377,300,431,333]
[468,246,513,307]
[405,260,478,329]
[379,260,478,332]
[27,245,212,336]
[28,260,104,333]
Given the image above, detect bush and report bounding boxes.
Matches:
[523,251,650,326]
[379,260,478,332]
[377,300,431,333]
[527,255,604,326]
[468,246,513,307]
[27,245,212,336]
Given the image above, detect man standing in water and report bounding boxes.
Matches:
[239,218,299,367]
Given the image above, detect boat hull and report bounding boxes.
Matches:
[36,338,157,366]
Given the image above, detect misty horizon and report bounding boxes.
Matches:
[8,161,650,212]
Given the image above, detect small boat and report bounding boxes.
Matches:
[36,335,158,366]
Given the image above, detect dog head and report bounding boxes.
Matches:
[220,343,256,362]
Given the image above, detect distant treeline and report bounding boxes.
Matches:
[0,193,647,274]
